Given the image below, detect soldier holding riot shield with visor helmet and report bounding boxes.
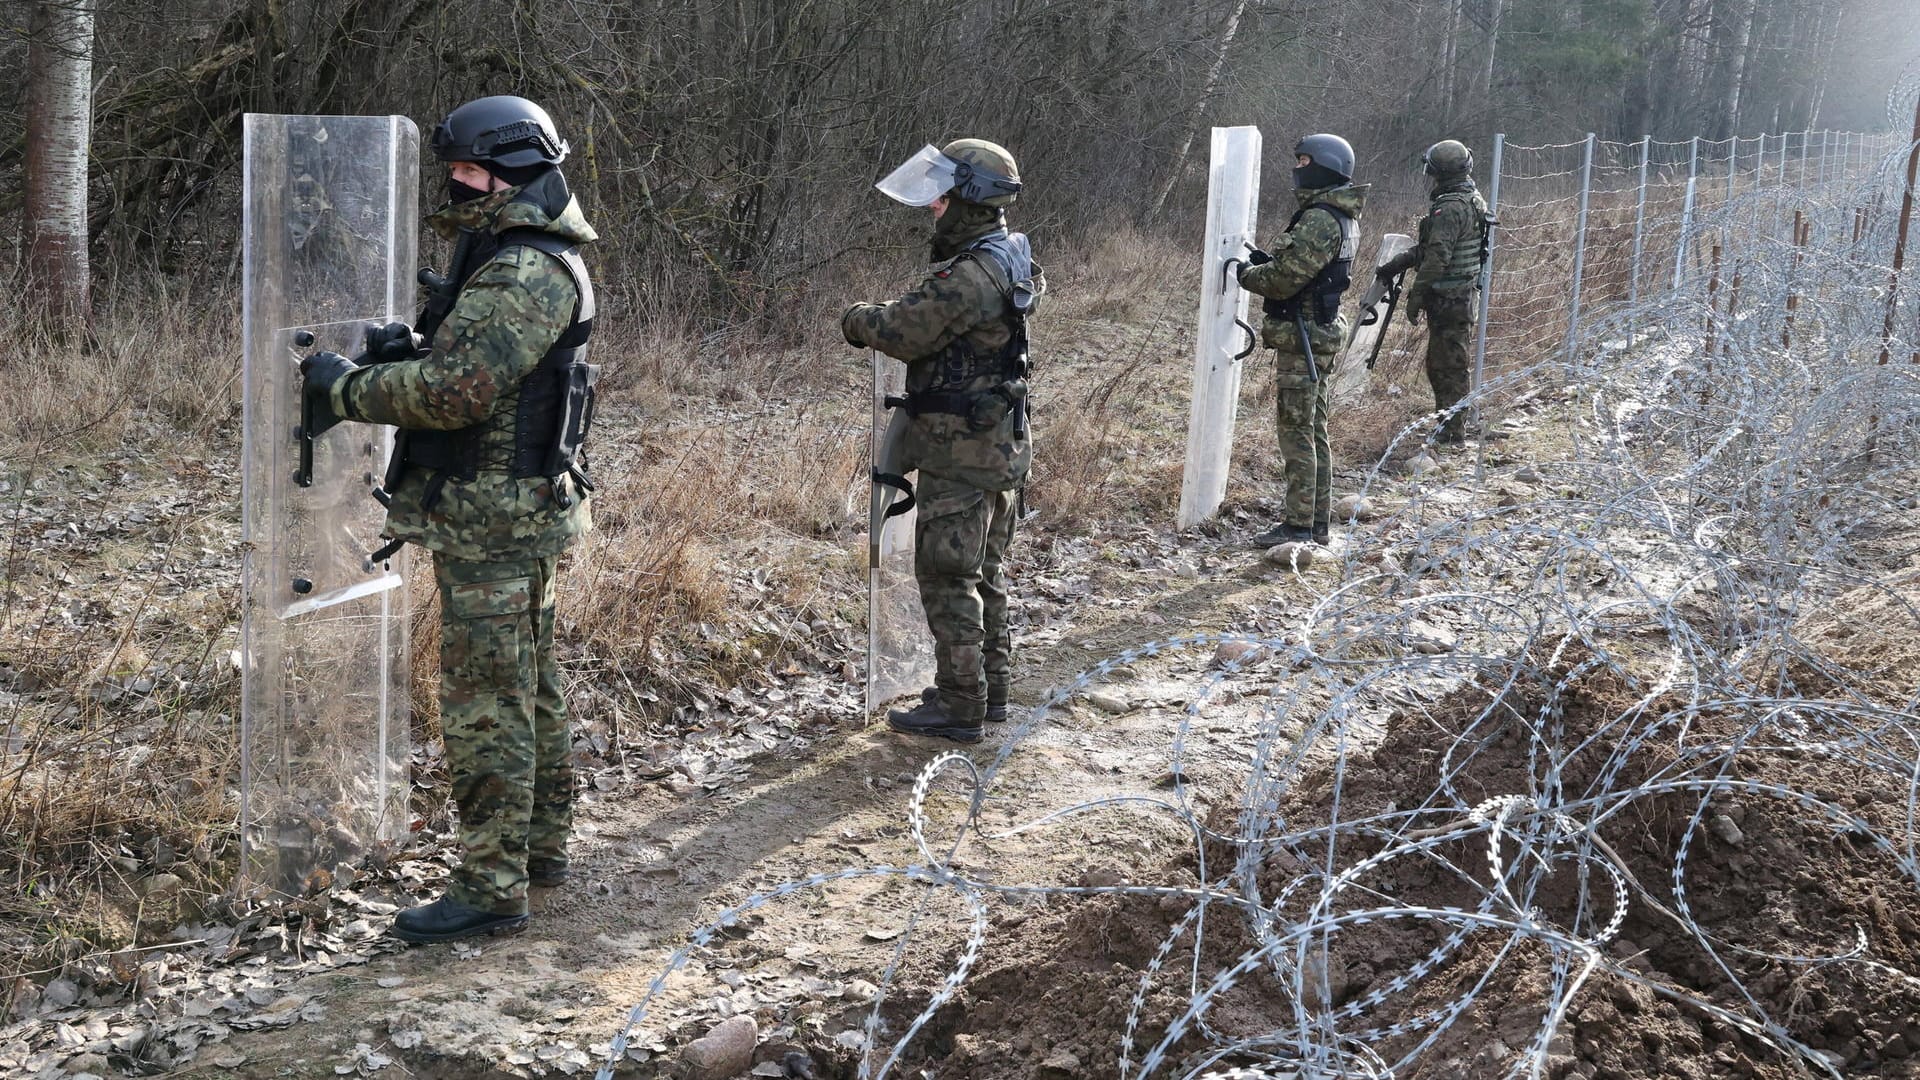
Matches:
[844,139,1045,744]
[298,95,600,944]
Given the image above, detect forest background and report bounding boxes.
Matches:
[5,0,1920,337]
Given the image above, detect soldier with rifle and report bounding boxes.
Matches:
[1377,139,1494,444]
[1233,134,1369,548]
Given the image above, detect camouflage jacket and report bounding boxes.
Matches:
[841,228,1045,492]
[1238,183,1369,387]
[1383,177,1489,301]
[338,182,600,561]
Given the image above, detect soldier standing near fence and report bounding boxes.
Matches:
[1236,134,1368,548]
[1379,139,1493,444]
[298,96,599,943]
[843,139,1044,743]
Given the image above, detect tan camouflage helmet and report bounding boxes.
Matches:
[1423,139,1474,178]
[940,138,1023,207]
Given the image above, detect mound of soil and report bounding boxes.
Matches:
[855,656,1920,1080]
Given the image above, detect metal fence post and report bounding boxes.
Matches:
[1471,132,1504,429]
[1628,135,1651,341]
[1819,130,1830,186]
[1566,133,1596,363]
[1799,129,1810,187]
[1727,136,1738,203]
[1673,136,1700,290]
[1880,97,1920,365]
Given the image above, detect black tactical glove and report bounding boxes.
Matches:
[299,351,361,439]
[365,321,429,363]
[1245,247,1273,265]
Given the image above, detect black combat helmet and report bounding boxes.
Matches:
[432,96,569,170]
[1294,133,1355,190]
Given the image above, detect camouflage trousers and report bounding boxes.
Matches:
[1425,291,1478,439]
[434,552,571,916]
[914,472,1019,723]
[1275,361,1334,529]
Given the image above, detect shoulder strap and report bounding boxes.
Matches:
[497,227,596,325]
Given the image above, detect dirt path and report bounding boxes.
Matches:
[139,492,1347,1079]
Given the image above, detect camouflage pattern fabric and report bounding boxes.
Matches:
[1425,292,1477,439]
[913,473,1018,722]
[1238,183,1369,385]
[1238,184,1367,529]
[844,205,1043,721]
[1382,175,1486,437]
[338,183,599,562]
[332,178,597,914]
[436,553,570,915]
[841,213,1044,493]
[1276,378,1334,528]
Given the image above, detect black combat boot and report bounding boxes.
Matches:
[1312,522,1331,546]
[389,896,528,944]
[1251,523,1316,548]
[887,695,984,743]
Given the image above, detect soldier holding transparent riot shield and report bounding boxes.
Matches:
[843,140,1045,743]
[298,96,599,943]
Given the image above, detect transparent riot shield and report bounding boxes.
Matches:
[1333,232,1415,404]
[239,114,417,896]
[867,353,936,718]
[1177,126,1263,529]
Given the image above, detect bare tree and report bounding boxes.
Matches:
[21,0,94,337]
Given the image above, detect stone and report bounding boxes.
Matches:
[1086,690,1131,715]
[140,873,184,899]
[1332,494,1375,522]
[1514,465,1543,483]
[1707,814,1744,846]
[1408,451,1439,477]
[679,1014,757,1080]
[1263,542,1317,570]
[1211,640,1259,668]
[1038,1050,1082,1078]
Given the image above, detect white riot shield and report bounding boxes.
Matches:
[1333,232,1416,404]
[1177,126,1262,529]
[867,353,935,718]
[239,114,417,895]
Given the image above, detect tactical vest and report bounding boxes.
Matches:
[392,227,598,509]
[1263,202,1357,326]
[901,230,1034,425]
[1426,190,1492,291]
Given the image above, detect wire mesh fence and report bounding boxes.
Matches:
[594,94,1920,1080]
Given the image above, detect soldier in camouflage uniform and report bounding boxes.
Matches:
[300,96,598,943]
[1378,139,1492,444]
[1236,134,1368,548]
[843,139,1043,743]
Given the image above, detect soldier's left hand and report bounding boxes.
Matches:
[299,350,361,437]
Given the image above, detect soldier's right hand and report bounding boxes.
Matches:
[365,321,429,363]
[1245,247,1273,265]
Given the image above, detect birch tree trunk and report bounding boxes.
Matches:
[22,0,95,339]
[1441,0,1462,120]
[1717,0,1756,139]
[1145,0,1250,222]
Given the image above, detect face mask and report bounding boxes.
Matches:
[447,176,491,204]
